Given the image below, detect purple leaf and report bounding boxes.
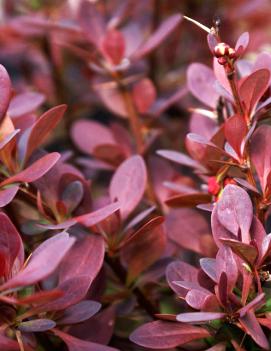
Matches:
[132,14,182,60]
[176,312,225,323]
[130,320,210,349]
[216,185,253,243]
[157,149,206,172]
[0,232,75,290]
[187,63,219,108]
[109,155,147,219]
[18,319,56,332]
[235,32,249,53]
[57,300,101,325]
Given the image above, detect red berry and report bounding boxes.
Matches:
[208,176,220,195]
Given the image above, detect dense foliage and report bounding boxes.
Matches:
[0,1,271,350]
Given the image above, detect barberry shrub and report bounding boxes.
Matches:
[0,1,271,351]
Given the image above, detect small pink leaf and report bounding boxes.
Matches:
[109,155,147,219]
[176,312,225,323]
[0,152,60,187]
[235,32,249,53]
[0,186,19,207]
[157,149,206,172]
[130,320,210,349]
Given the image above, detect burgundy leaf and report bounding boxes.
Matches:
[224,114,247,158]
[187,63,219,108]
[0,64,12,123]
[52,329,118,351]
[0,232,75,290]
[239,310,269,350]
[0,212,24,278]
[216,246,238,292]
[57,300,101,325]
[220,238,258,265]
[216,185,253,243]
[166,193,212,207]
[239,293,265,318]
[132,14,182,60]
[18,319,56,332]
[0,333,20,350]
[200,258,217,282]
[109,155,147,219]
[239,69,270,115]
[130,320,210,349]
[19,104,67,163]
[0,152,60,187]
[121,217,166,284]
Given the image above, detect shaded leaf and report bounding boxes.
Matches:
[18,319,56,332]
[57,300,101,325]
[0,65,12,123]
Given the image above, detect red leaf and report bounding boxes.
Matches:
[52,329,118,351]
[57,300,101,325]
[109,155,147,219]
[59,234,104,287]
[132,78,157,113]
[187,63,219,108]
[239,69,270,115]
[0,232,75,290]
[121,217,166,284]
[0,212,24,278]
[220,238,258,265]
[19,105,66,163]
[132,14,182,60]
[0,333,20,350]
[216,185,253,243]
[130,320,210,349]
[0,64,12,123]
[101,29,126,65]
[216,246,238,293]
[239,311,269,350]
[71,120,117,155]
[224,114,247,158]
[0,152,60,187]
[166,193,212,207]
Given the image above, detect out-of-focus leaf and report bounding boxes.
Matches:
[8,92,45,119]
[157,149,206,172]
[132,78,157,113]
[101,29,125,65]
[132,14,182,60]
[187,63,219,108]
[166,193,212,207]
[0,186,19,207]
